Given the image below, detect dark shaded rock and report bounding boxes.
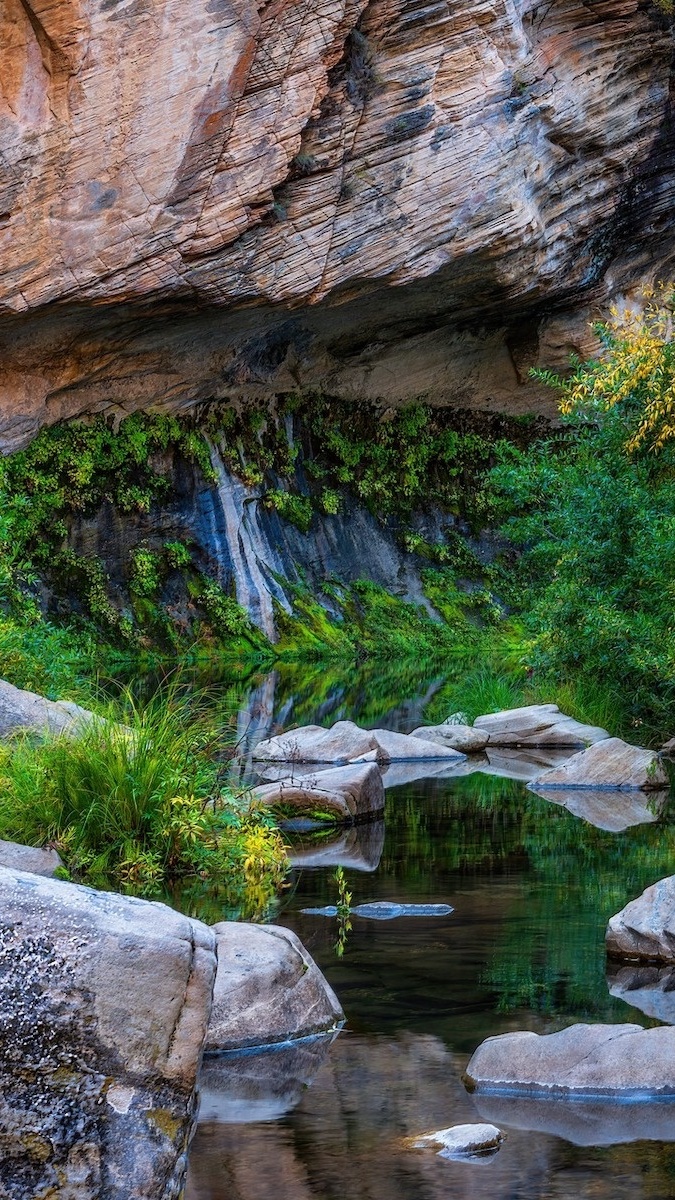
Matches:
[464,1023,675,1097]
[205,923,343,1053]
[0,839,63,877]
[606,875,675,962]
[253,762,385,824]
[529,738,668,791]
[0,867,216,1200]
[608,963,675,1025]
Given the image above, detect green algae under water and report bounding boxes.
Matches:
[183,666,675,1200]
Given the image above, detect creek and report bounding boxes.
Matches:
[183,666,675,1200]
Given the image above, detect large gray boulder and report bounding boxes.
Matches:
[253,762,385,824]
[205,922,344,1053]
[473,703,609,748]
[529,786,667,831]
[464,1023,675,1096]
[410,724,489,753]
[606,875,675,962]
[252,720,464,764]
[0,677,99,739]
[0,838,63,877]
[608,964,675,1025]
[0,867,216,1200]
[529,737,668,791]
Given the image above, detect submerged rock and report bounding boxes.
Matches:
[253,721,464,764]
[0,677,99,740]
[464,1023,675,1096]
[253,762,385,824]
[205,923,343,1053]
[473,704,609,748]
[410,724,489,753]
[528,786,667,831]
[529,738,668,791]
[0,838,63,877]
[410,1122,503,1159]
[0,866,216,1200]
[606,875,675,962]
[302,902,454,920]
[608,963,675,1025]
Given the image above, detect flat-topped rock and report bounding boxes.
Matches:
[464,1023,675,1097]
[410,1123,503,1159]
[0,866,216,1199]
[253,721,464,765]
[606,876,675,962]
[474,704,609,748]
[0,678,99,740]
[528,787,667,831]
[530,738,668,791]
[0,838,63,877]
[205,923,343,1053]
[410,724,489,753]
[253,763,385,824]
[608,964,675,1025]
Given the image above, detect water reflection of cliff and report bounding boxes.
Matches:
[186,1033,675,1200]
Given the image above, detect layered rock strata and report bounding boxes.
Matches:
[1,0,674,448]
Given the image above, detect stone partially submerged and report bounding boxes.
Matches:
[253,762,385,824]
[409,1122,503,1159]
[205,923,344,1053]
[464,1023,675,1097]
[606,875,675,962]
[0,866,216,1200]
[252,720,465,764]
[529,738,668,791]
[473,703,609,748]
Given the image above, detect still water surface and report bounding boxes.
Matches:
[185,670,675,1200]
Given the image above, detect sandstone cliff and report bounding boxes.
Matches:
[1,0,673,449]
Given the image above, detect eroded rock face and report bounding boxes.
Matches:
[205,922,344,1052]
[464,1023,675,1096]
[1,0,674,448]
[606,875,675,962]
[0,867,216,1199]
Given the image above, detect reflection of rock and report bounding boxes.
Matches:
[606,875,675,962]
[410,725,489,753]
[464,1023,675,1096]
[528,787,666,831]
[0,866,216,1200]
[411,1122,503,1158]
[205,923,344,1053]
[198,1034,338,1124]
[378,758,472,788]
[0,838,62,877]
[253,763,385,824]
[288,821,385,872]
[253,721,464,764]
[608,963,675,1025]
[474,704,609,748]
[530,738,668,791]
[473,1092,675,1146]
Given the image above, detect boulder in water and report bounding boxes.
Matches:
[464,1023,675,1096]
[252,720,464,764]
[473,703,609,748]
[0,866,216,1200]
[410,1122,503,1159]
[252,762,385,824]
[205,923,344,1053]
[410,724,489,753]
[606,875,675,962]
[530,738,668,791]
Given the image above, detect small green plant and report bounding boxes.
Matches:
[333,865,353,958]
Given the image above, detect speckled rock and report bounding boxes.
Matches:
[253,762,385,824]
[606,876,675,963]
[1,0,673,448]
[205,923,343,1053]
[530,738,668,791]
[474,704,609,748]
[464,1023,675,1096]
[0,839,62,877]
[0,867,216,1199]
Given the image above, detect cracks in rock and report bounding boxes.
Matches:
[17,0,73,123]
